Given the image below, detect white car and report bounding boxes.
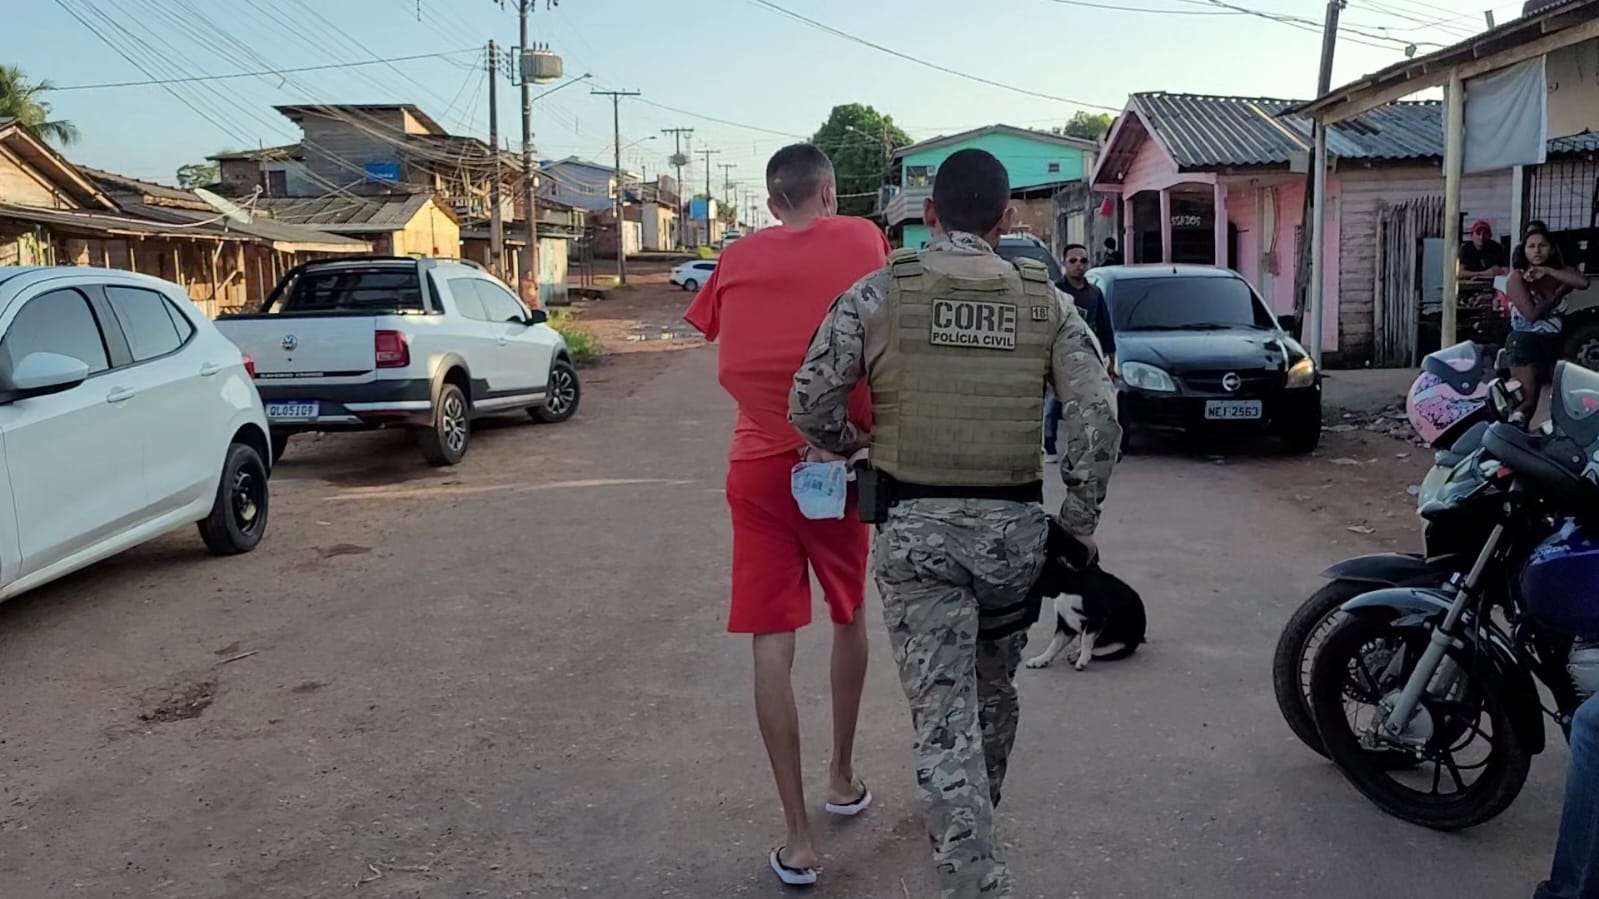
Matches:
[215,257,579,466]
[0,267,271,602]
[670,260,717,292]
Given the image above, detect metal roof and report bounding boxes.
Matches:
[1131,93,1445,169]
[252,194,452,233]
[1550,131,1599,154]
[892,124,1100,161]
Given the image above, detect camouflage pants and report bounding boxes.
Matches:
[873,500,1048,899]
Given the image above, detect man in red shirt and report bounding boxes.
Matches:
[685,143,889,886]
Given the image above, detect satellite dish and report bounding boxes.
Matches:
[195,187,253,224]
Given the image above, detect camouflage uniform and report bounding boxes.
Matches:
[789,231,1120,897]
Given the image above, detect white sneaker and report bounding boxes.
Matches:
[1044,452,1059,463]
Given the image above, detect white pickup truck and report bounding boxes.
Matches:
[215,257,579,466]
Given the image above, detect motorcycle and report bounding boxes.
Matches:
[1271,343,1506,761]
[1306,360,1599,830]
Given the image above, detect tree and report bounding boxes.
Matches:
[809,104,912,217]
[176,161,220,189]
[0,65,79,146]
[1054,111,1114,142]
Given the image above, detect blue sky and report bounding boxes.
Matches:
[13,0,1522,208]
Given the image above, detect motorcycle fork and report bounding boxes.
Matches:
[1381,523,1506,740]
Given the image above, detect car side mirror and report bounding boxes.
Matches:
[528,309,548,325]
[2,352,90,403]
[1277,313,1303,339]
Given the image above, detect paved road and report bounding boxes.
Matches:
[0,345,1564,898]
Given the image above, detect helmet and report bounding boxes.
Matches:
[1406,341,1495,448]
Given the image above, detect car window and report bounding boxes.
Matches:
[695,262,716,271]
[1109,276,1275,331]
[476,279,528,323]
[275,266,424,313]
[995,242,1063,284]
[106,286,192,362]
[0,288,111,376]
[447,278,489,321]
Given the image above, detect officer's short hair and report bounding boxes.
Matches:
[766,144,834,212]
[932,149,1011,235]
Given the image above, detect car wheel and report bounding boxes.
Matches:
[532,360,582,423]
[197,442,270,556]
[417,383,470,466]
[684,278,699,292]
[1564,320,1599,371]
[1281,403,1323,454]
[270,432,292,463]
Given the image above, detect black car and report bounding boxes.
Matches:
[994,234,1063,283]
[1089,264,1322,453]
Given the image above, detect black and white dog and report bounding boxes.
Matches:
[1023,520,1146,671]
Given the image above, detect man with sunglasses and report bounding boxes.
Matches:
[1046,243,1116,460]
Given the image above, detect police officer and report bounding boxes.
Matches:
[789,148,1119,897]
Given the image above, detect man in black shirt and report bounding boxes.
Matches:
[1460,219,1509,276]
[1046,243,1116,459]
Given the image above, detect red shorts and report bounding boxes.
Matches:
[725,453,870,634]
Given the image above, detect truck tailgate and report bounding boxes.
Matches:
[215,315,377,379]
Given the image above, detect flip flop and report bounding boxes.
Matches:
[824,781,873,817]
[769,846,818,886]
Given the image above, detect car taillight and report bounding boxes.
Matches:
[375,330,410,368]
[242,353,257,378]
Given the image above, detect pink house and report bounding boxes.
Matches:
[1091,93,1513,364]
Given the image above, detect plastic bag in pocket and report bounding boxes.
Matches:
[791,461,848,520]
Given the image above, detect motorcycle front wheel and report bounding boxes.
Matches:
[1308,614,1531,830]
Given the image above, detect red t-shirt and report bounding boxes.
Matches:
[685,216,888,461]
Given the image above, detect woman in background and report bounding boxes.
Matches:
[1504,225,1587,420]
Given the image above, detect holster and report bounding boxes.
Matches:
[854,463,890,524]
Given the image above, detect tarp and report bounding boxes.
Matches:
[1463,57,1548,173]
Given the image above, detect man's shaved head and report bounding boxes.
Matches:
[766,144,835,212]
[931,149,1011,236]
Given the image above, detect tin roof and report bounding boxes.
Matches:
[253,194,456,233]
[1131,93,1445,169]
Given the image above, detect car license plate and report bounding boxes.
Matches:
[265,402,319,421]
[1204,400,1263,421]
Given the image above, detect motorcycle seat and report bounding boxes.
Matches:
[1437,420,1492,468]
[1483,422,1593,502]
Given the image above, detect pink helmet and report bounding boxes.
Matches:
[1406,341,1495,448]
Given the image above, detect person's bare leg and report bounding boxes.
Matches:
[753,632,816,868]
[828,613,869,804]
[1512,364,1540,419]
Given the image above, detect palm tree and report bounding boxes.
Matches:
[0,65,80,146]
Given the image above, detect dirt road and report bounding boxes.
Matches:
[0,278,1564,898]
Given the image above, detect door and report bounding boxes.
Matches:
[473,278,549,399]
[0,286,145,578]
[104,284,217,515]
[442,276,510,399]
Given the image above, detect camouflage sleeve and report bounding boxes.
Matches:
[1048,295,1121,536]
[789,270,886,455]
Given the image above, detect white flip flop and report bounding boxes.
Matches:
[769,846,818,886]
[824,781,873,817]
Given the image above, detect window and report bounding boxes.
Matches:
[266,170,287,197]
[1109,276,1274,332]
[905,165,936,187]
[106,286,191,361]
[447,278,489,321]
[475,279,528,323]
[1047,161,1061,174]
[694,262,716,272]
[275,267,424,313]
[0,288,110,376]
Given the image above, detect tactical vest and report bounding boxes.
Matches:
[869,247,1060,487]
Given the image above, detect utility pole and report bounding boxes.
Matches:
[1305,0,1344,367]
[518,0,537,302]
[487,40,503,276]
[662,127,693,250]
[697,147,720,247]
[718,162,737,210]
[592,89,640,284]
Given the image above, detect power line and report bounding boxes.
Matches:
[1039,0,1237,13]
[741,0,1122,111]
[52,48,481,90]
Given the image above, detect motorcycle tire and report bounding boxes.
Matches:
[1272,581,1424,770]
[1308,614,1532,831]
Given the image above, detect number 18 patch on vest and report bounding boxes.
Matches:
[930,300,1018,350]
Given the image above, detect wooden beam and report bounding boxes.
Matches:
[1213,182,1228,268]
[1442,75,1465,347]
[1315,17,1599,124]
[1159,188,1172,263]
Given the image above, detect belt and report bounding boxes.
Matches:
[889,477,1043,505]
